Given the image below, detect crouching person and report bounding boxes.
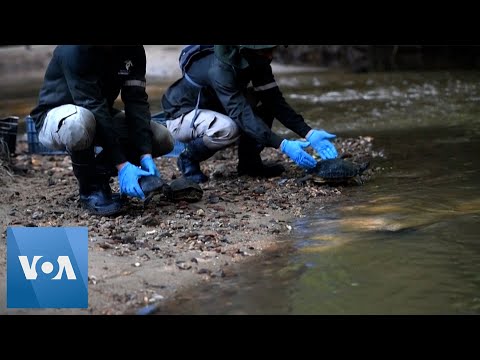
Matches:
[30,45,174,216]
[161,45,338,184]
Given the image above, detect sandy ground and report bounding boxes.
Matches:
[0,45,380,315]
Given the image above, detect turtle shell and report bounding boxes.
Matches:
[168,177,203,203]
[139,176,172,205]
[139,176,170,194]
[311,158,369,179]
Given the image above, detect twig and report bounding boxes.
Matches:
[0,138,14,181]
[0,137,11,162]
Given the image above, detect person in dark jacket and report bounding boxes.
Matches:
[161,45,338,184]
[30,45,174,216]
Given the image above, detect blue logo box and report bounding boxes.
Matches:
[7,227,88,308]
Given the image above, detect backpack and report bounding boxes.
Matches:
[178,45,214,88]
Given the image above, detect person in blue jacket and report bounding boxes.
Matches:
[30,45,174,216]
[161,45,338,184]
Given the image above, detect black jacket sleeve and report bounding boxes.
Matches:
[120,46,153,156]
[209,61,284,148]
[251,64,312,138]
[60,46,126,165]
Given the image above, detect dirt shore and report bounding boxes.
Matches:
[0,45,381,315]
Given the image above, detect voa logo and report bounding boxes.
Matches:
[18,255,77,280]
[7,226,88,309]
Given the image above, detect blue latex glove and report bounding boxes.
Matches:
[118,162,150,199]
[306,129,338,160]
[280,139,317,169]
[140,155,160,177]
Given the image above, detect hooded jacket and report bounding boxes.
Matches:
[30,45,152,165]
[161,45,312,149]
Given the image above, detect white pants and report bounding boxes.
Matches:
[39,104,96,152]
[39,104,174,156]
[166,109,240,150]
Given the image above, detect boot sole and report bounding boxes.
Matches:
[80,201,123,216]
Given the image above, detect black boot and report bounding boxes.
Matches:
[237,101,285,178]
[177,137,216,184]
[95,169,127,205]
[94,149,124,203]
[237,135,285,178]
[71,148,123,216]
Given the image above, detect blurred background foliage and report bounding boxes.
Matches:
[274,45,480,72]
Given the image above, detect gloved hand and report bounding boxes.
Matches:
[280,139,317,169]
[306,129,338,160]
[118,162,150,199]
[140,155,160,177]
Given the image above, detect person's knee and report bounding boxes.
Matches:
[203,116,240,150]
[151,121,174,157]
[42,105,96,151]
[224,120,241,140]
[63,107,96,151]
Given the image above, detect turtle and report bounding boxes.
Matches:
[296,158,370,186]
[167,177,204,203]
[139,176,172,205]
[139,176,204,204]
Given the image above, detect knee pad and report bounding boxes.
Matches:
[61,107,96,151]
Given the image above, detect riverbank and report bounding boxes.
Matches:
[0,136,379,314]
